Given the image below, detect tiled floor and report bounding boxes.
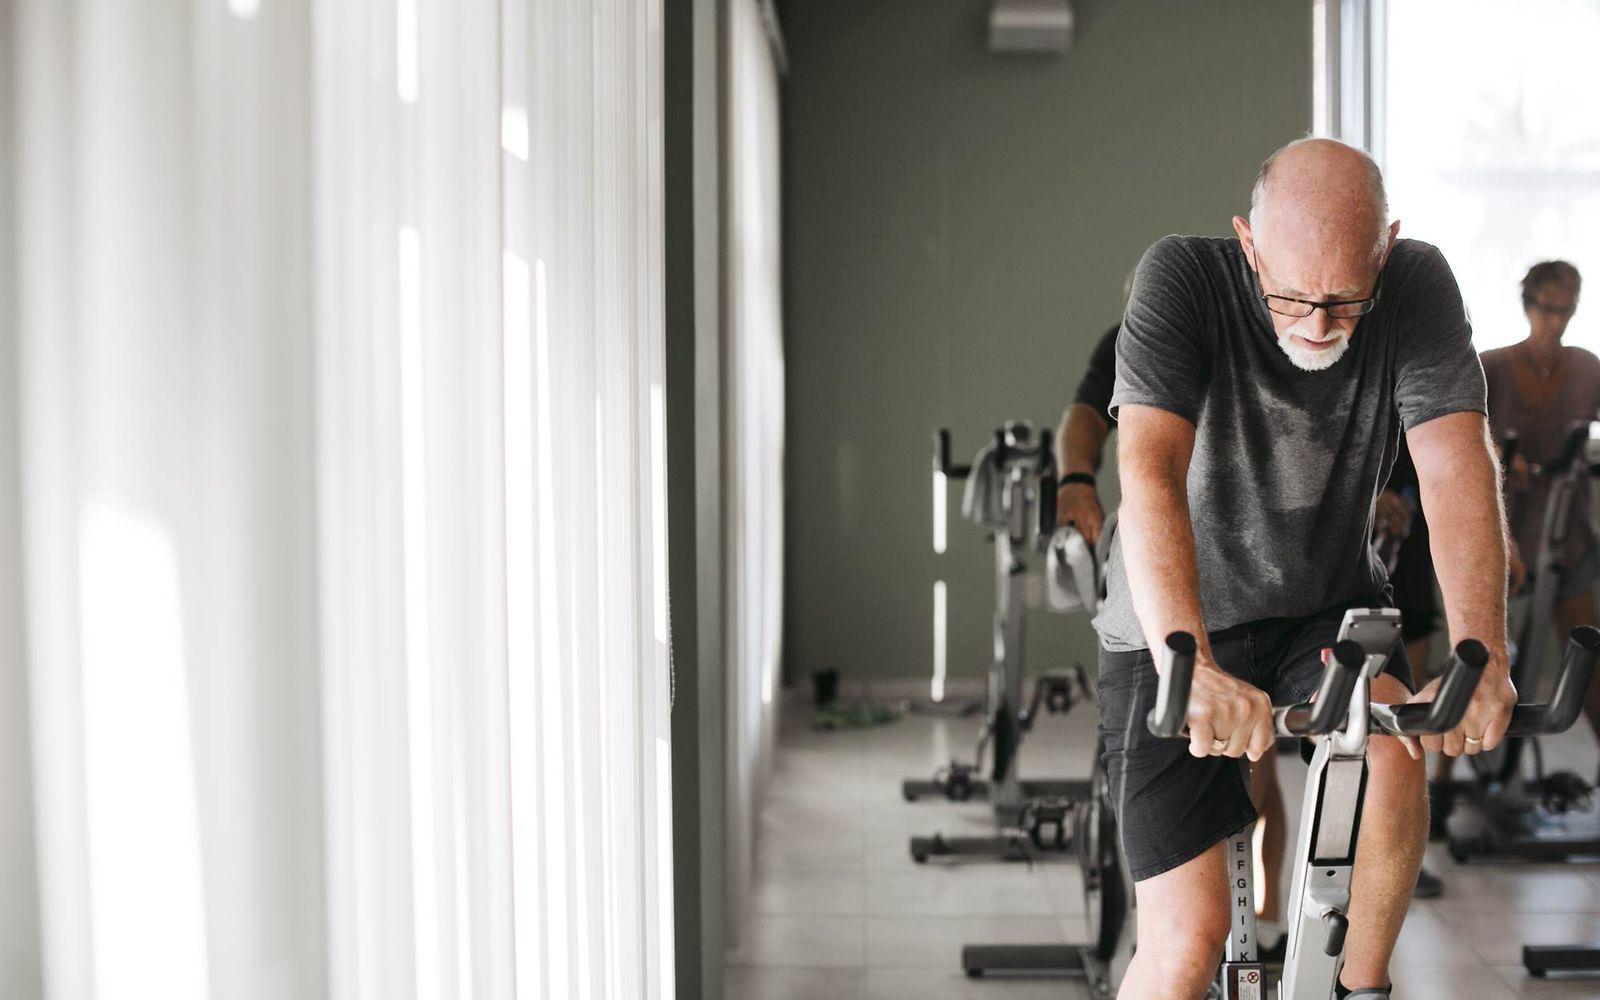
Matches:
[726,695,1600,999]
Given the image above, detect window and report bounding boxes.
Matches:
[1385,1,1600,351]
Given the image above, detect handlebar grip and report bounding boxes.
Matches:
[1491,432,1516,473]
[935,429,971,479]
[1037,434,1057,538]
[1038,471,1057,537]
[1387,639,1488,734]
[1507,626,1600,735]
[1304,640,1367,733]
[1147,632,1197,738]
[994,429,1009,469]
[1549,422,1590,475]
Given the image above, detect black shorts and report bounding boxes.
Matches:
[1096,605,1415,883]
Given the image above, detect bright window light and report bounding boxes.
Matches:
[78,499,209,1000]
[501,251,545,1000]
[534,257,572,999]
[655,742,675,1000]
[932,469,947,554]
[1387,0,1600,354]
[651,382,668,645]
[398,224,440,1000]
[931,580,948,702]
[501,107,530,162]
[228,0,260,20]
[397,0,419,103]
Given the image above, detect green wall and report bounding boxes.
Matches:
[781,0,1312,684]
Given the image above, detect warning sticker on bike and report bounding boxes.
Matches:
[1229,967,1262,1000]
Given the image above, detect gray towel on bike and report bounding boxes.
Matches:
[961,442,1007,529]
[1047,526,1100,614]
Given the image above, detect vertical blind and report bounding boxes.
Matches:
[314,1,674,999]
[9,0,674,998]
[723,0,786,940]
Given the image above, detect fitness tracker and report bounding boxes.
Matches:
[1058,472,1096,489]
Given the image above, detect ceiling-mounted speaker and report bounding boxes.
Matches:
[988,0,1075,54]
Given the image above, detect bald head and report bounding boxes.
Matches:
[1249,138,1389,262]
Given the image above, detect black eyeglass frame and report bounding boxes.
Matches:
[1252,248,1385,320]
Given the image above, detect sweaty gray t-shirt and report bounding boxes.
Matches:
[1093,235,1486,651]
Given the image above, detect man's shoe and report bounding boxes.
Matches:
[1413,866,1444,899]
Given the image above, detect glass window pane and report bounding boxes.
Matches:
[1386,0,1600,352]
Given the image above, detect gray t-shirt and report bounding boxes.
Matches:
[1093,235,1486,651]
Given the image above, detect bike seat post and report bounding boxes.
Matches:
[1220,760,1267,999]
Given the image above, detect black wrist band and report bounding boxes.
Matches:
[1058,472,1096,489]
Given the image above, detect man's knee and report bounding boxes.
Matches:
[1134,848,1231,983]
[1135,914,1227,988]
[1367,733,1425,792]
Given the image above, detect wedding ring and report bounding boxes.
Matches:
[1464,736,1483,745]
[1210,738,1228,753]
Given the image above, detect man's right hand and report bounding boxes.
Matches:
[1057,482,1105,547]
[1181,657,1275,761]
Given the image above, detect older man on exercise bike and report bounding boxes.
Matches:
[1092,137,1517,1000]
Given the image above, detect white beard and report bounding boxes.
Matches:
[1277,329,1350,371]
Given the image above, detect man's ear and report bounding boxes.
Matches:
[1232,215,1256,269]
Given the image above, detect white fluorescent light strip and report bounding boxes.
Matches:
[501,252,544,1000]
[397,0,419,103]
[932,580,948,702]
[933,469,947,554]
[650,383,668,645]
[399,225,440,1000]
[501,107,531,162]
[228,0,260,20]
[534,258,572,1000]
[79,501,210,1000]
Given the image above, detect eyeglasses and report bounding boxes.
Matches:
[1254,250,1383,319]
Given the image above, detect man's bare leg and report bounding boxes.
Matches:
[1249,757,1286,924]
[1338,672,1428,992]
[1119,839,1231,1000]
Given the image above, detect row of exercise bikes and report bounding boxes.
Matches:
[903,419,1600,998]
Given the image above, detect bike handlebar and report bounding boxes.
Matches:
[1145,633,1511,741]
[935,429,972,479]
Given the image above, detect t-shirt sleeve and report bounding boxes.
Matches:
[1072,324,1121,424]
[1393,244,1487,431]
[1109,237,1211,425]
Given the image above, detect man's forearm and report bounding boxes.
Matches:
[1057,402,1109,476]
[1120,444,1210,661]
[1418,422,1509,660]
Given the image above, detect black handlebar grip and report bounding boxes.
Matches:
[1323,911,1349,957]
[1147,632,1197,738]
[1549,422,1590,475]
[1303,640,1366,733]
[935,429,971,478]
[1507,625,1600,735]
[1389,639,1488,734]
[1038,471,1057,537]
[1500,432,1520,474]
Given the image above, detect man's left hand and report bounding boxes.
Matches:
[1411,645,1516,757]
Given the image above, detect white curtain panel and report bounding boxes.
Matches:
[315,1,673,999]
[724,0,786,942]
[13,2,322,997]
[8,1,673,998]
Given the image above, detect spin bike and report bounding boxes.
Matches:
[1147,609,1599,1000]
[904,422,1095,862]
[1446,421,1600,863]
